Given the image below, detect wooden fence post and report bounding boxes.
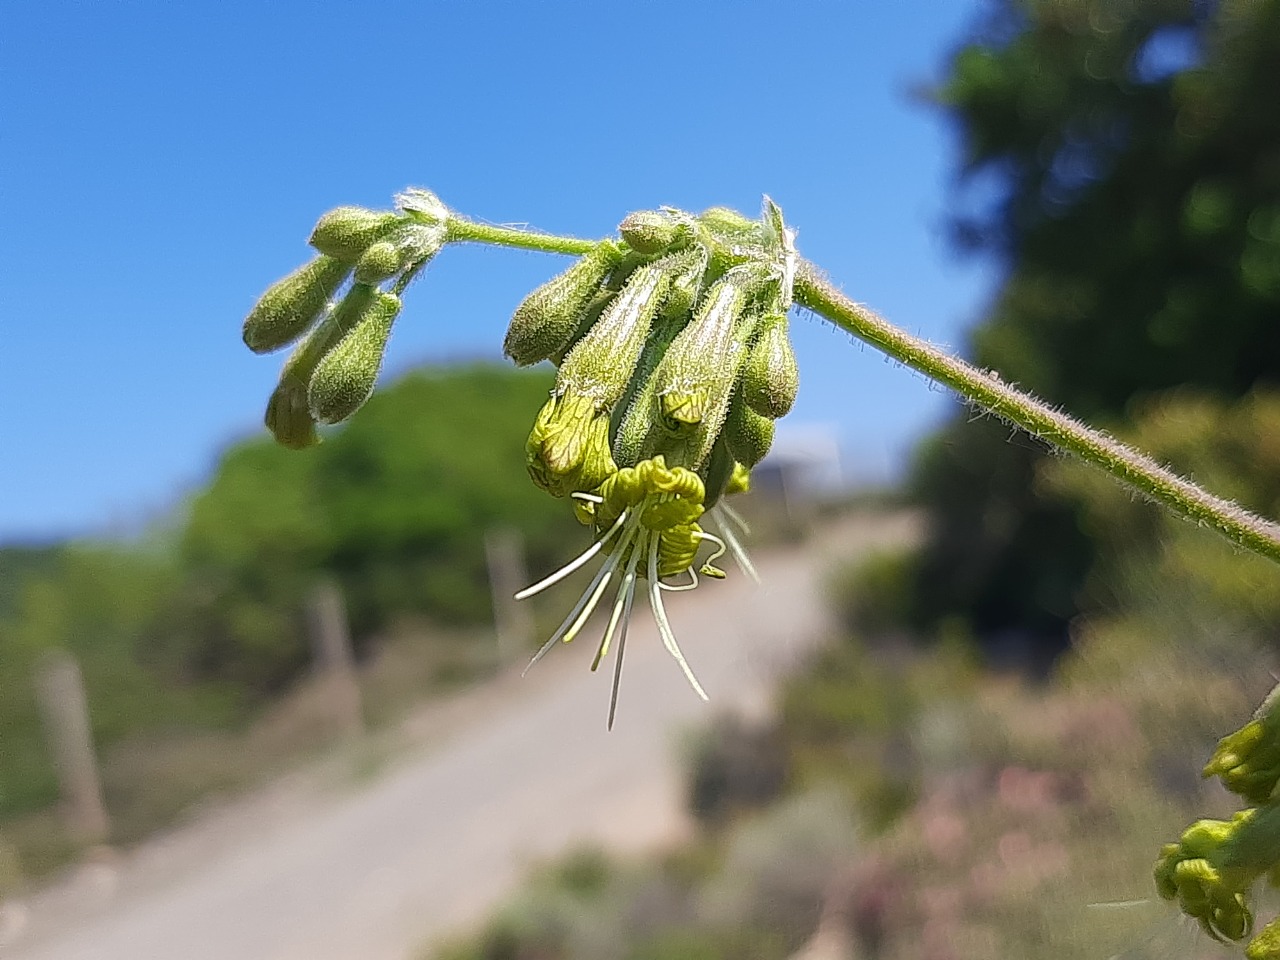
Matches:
[306,579,364,739]
[34,651,109,844]
[485,527,534,664]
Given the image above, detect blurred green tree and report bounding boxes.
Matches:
[168,363,576,692]
[901,0,1280,654]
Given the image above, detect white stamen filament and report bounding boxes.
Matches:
[607,540,643,729]
[523,521,637,673]
[718,502,751,535]
[658,566,699,592]
[514,510,628,600]
[648,532,709,700]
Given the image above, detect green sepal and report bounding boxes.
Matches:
[242,255,351,354]
[308,206,402,263]
[700,437,735,510]
[307,291,402,424]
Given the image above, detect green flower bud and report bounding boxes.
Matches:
[698,206,760,239]
[351,222,446,284]
[1206,683,1280,804]
[526,391,617,497]
[353,241,403,284]
[723,390,776,468]
[307,291,402,424]
[611,314,686,469]
[741,312,799,418]
[1249,918,1280,960]
[503,243,621,367]
[557,259,673,410]
[619,210,679,255]
[263,283,377,448]
[309,206,402,263]
[654,265,765,434]
[242,255,351,354]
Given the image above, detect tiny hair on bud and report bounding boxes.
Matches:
[308,292,402,424]
[242,255,351,354]
[309,206,402,263]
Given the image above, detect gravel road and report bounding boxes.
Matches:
[1,515,910,960]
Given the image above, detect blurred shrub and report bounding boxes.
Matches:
[161,363,577,692]
[684,714,790,827]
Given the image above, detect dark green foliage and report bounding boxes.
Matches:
[905,0,1280,651]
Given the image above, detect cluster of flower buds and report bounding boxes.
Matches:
[506,199,801,721]
[242,190,448,447]
[240,188,803,724]
[1158,686,1280,955]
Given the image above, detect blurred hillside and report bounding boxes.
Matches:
[0,363,587,879]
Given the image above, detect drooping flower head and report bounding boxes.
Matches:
[507,199,804,722]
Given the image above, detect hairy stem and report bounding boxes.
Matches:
[437,216,1280,566]
[793,263,1280,565]
[444,217,599,256]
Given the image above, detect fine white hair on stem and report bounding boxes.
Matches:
[648,533,708,700]
[514,510,628,600]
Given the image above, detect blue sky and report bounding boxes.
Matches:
[2,1,999,543]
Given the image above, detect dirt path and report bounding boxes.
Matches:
[0,514,912,960]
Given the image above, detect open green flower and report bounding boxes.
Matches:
[515,456,729,727]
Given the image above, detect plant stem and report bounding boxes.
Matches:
[437,214,1280,566]
[793,263,1280,566]
[445,217,599,256]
